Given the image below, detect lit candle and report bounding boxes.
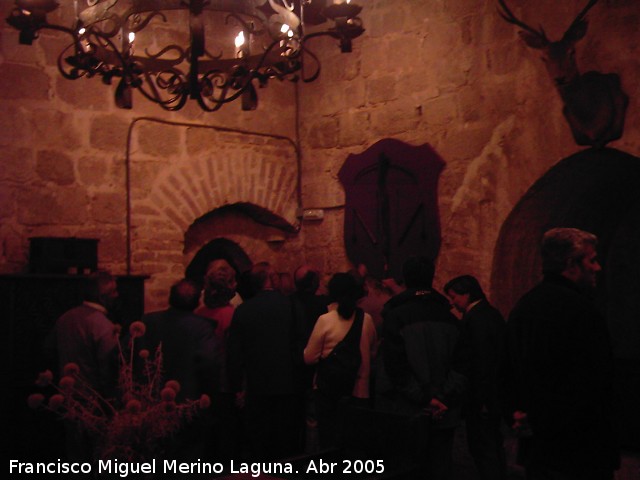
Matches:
[235,31,246,58]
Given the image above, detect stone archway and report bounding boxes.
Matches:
[491,147,640,448]
[127,120,299,310]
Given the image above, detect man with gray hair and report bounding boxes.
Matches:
[506,228,619,480]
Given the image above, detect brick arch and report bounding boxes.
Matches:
[127,121,299,311]
[142,155,298,234]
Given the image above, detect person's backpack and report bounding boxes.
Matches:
[315,308,364,398]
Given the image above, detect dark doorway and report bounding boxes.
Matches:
[491,147,640,449]
[185,238,251,283]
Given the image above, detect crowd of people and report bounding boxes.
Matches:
[50,227,620,480]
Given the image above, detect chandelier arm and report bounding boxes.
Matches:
[298,41,322,83]
[200,72,255,105]
[143,45,188,62]
[135,72,189,111]
[253,38,288,72]
[126,11,166,33]
[57,43,90,80]
[194,86,227,112]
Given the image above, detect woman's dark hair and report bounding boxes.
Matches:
[443,275,486,302]
[328,272,364,319]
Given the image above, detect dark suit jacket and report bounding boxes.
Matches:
[140,307,220,401]
[507,274,619,471]
[376,288,466,428]
[226,289,296,396]
[453,300,506,415]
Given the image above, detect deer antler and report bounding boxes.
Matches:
[497,0,549,45]
[563,0,599,41]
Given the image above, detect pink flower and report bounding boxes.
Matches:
[129,321,146,338]
[199,394,211,409]
[48,394,65,410]
[27,393,45,409]
[126,399,142,414]
[139,349,150,359]
[161,387,176,402]
[164,380,181,393]
[59,376,76,391]
[113,324,122,336]
[63,363,80,376]
[35,370,53,387]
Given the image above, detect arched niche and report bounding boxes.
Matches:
[491,147,640,448]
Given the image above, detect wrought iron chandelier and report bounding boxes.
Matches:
[6,0,364,111]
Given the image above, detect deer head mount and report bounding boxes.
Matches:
[498,0,628,148]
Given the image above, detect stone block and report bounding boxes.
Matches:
[359,39,388,79]
[0,63,49,100]
[77,154,110,187]
[306,116,339,149]
[424,94,457,126]
[30,109,81,150]
[370,98,421,136]
[0,185,15,219]
[56,74,111,110]
[0,104,30,146]
[89,115,130,152]
[186,127,219,155]
[41,32,74,67]
[366,75,397,105]
[486,42,524,76]
[0,146,35,183]
[444,0,478,20]
[90,192,125,224]
[17,184,89,225]
[443,124,495,161]
[36,149,75,185]
[386,35,422,72]
[338,110,370,147]
[137,122,181,157]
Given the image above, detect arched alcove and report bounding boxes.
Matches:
[184,238,251,283]
[491,147,640,448]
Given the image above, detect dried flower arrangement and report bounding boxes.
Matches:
[27,321,211,462]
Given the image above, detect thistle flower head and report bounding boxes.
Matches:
[27,393,45,409]
[129,321,146,338]
[164,380,181,393]
[63,363,80,376]
[161,387,177,402]
[48,394,65,410]
[199,394,211,409]
[59,376,76,391]
[126,399,142,414]
[35,370,54,387]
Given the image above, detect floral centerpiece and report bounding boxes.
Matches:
[27,321,210,462]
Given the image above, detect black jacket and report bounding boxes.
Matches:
[376,288,466,427]
[226,290,296,395]
[453,300,506,415]
[507,274,619,471]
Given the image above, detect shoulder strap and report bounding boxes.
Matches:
[341,307,364,347]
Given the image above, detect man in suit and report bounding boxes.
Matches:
[54,270,120,461]
[227,262,298,460]
[376,256,466,480]
[445,275,507,480]
[140,278,220,460]
[507,228,619,480]
[141,278,219,402]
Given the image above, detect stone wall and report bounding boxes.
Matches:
[1,0,639,311]
[0,2,300,311]
[297,0,640,301]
